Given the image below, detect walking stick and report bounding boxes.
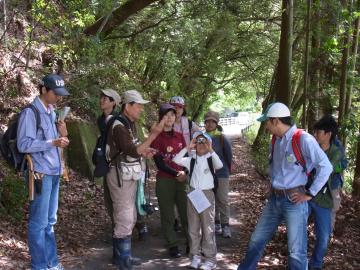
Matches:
[24,154,35,201]
[61,148,69,181]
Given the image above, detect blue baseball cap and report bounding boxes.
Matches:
[41,74,69,96]
[193,131,212,143]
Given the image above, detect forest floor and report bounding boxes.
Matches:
[1,137,360,270]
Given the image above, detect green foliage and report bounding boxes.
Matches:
[251,133,270,177]
[243,121,261,145]
[340,112,359,171]
[47,0,281,119]
[0,175,27,223]
[343,172,353,193]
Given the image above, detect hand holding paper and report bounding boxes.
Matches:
[57,106,71,121]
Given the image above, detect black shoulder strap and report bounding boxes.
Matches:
[207,157,216,178]
[26,104,41,131]
[189,158,196,179]
[116,114,131,130]
[105,114,133,162]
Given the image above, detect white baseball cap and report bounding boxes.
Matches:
[100,89,121,106]
[122,90,149,104]
[257,102,291,122]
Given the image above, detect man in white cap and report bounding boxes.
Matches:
[237,102,333,270]
[105,89,164,270]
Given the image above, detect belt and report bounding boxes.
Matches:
[271,186,304,197]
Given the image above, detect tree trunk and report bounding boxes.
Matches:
[84,0,159,37]
[253,61,278,148]
[345,0,360,115]
[307,0,321,132]
[274,0,293,105]
[302,0,312,129]
[338,0,352,127]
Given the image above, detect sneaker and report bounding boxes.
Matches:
[222,225,231,238]
[48,263,65,270]
[215,223,222,234]
[200,260,216,270]
[188,255,202,269]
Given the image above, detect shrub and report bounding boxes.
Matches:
[0,175,27,222]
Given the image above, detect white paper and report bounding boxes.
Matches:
[187,189,211,214]
[58,106,71,121]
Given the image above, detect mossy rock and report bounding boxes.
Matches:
[66,120,98,179]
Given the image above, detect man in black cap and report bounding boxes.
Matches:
[17,74,70,270]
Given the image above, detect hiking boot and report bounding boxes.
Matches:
[169,246,181,258]
[188,255,202,269]
[222,225,231,238]
[215,223,222,234]
[200,260,216,270]
[48,264,65,270]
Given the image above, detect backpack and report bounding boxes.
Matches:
[0,104,41,171]
[92,114,130,178]
[189,157,218,193]
[270,129,309,176]
[271,129,316,190]
[270,129,346,192]
[333,138,348,173]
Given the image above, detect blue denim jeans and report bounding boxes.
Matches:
[28,175,60,270]
[238,194,308,270]
[308,201,332,269]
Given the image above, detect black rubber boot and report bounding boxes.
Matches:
[113,237,141,266]
[115,236,142,270]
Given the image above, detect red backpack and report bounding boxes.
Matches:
[270,129,310,177]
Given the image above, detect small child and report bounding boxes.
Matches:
[173,131,223,270]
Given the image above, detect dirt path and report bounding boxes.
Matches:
[66,137,248,270]
[2,137,360,269]
[68,205,241,270]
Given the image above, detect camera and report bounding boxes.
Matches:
[141,202,155,215]
[196,137,207,144]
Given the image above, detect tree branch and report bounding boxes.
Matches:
[104,9,177,40]
[84,0,160,37]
